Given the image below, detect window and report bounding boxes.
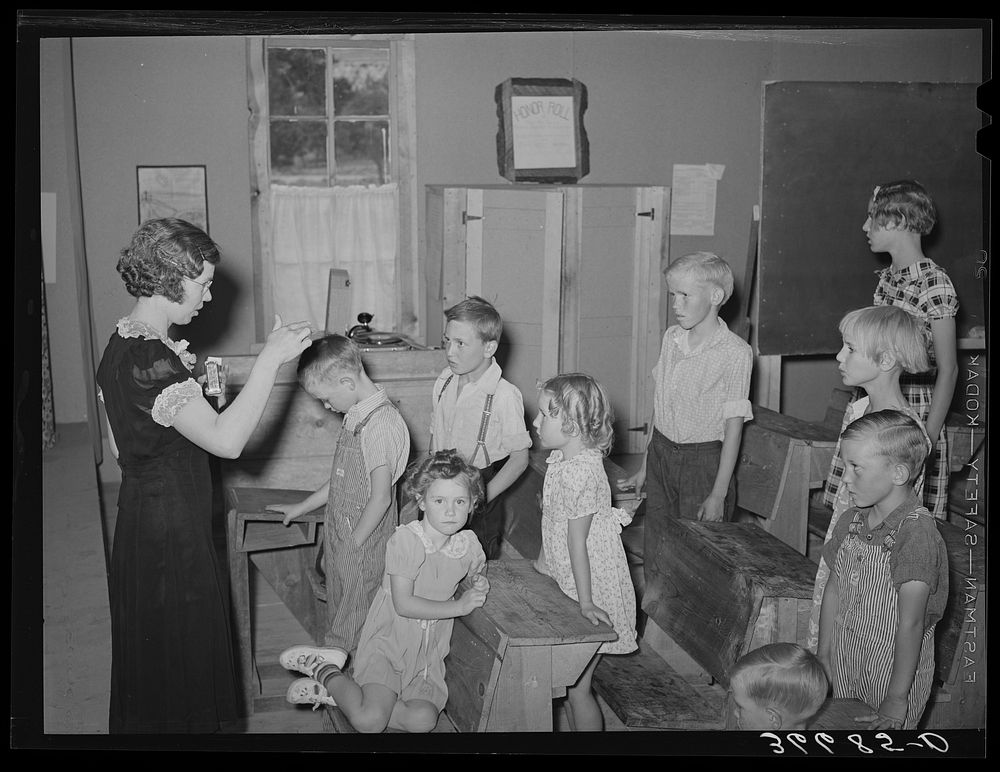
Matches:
[247,36,418,344]
[267,45,390,186]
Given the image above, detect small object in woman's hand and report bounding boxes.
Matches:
[204,357,223,396]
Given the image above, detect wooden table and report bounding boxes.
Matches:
[444,558,617,732]
[225,486,325,713]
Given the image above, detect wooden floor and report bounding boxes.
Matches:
[219,572,327,734]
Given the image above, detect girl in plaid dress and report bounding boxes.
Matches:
[826,180,958,519]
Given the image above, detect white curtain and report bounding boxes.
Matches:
[270,183,398,333]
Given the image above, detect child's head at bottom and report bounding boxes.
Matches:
[405,450,485,537]
[536,373,615,454]
[728,643,828,731]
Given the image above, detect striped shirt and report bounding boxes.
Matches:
[651,318,753,443]
[342,385,410,486]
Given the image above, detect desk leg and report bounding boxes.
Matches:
[487,646,554,732]
[226,508,257,715]
[551,641,602,698]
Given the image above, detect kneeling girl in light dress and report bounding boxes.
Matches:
[279,450,489,733]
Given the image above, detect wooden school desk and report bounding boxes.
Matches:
[737,405,839,554]
[444,558,617,732]
[225,487,326,713]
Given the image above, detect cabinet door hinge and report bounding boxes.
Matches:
[462,212,483,225]
[637,208,655,220]
[628,423,649,433]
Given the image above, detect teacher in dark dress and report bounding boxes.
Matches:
[96,218,313,733]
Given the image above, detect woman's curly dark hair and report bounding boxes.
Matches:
[404,449,485,509]
[117,218,220,302]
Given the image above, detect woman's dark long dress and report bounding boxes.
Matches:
[97,319,240,733]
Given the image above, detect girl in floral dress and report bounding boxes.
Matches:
[533,373,638,731]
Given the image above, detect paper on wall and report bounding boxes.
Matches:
[670,164,725,236]
[511,95,577,170]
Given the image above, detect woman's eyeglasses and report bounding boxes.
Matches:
[184,276,213,296]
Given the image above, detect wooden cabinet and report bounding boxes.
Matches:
[426,184,669,453]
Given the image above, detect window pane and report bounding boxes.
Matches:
[331,48,389,116]
[334,120,388,186]
[270,119,328,186]
[268,48,326,116]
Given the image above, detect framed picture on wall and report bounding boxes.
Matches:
[137,165,209,233]
[495,78,589,184]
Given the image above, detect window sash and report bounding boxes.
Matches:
[247,35,419,344]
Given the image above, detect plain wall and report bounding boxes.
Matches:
[40,38,91,425]
[42,27,984,433]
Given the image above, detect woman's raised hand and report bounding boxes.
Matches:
[261,314,313,365]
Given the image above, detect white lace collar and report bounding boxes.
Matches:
[404,520,470,559]
[116,317,196,371]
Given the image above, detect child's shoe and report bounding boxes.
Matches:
[286,678,336,710]
[279,644,348,678]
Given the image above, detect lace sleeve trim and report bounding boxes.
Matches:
[151,378,202,427]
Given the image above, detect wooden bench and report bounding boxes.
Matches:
[443,558,617,732]
[736,405,839,554]
[592,639,724,730]
[643,517,817,688]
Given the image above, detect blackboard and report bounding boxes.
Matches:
[758,82,985,356]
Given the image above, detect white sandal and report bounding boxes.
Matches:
[279,644,348,678]
[286,677,336,710]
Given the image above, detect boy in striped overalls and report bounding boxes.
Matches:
[269,334,410,660]
[817,410,949,730]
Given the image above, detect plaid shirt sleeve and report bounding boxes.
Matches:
[873,263,959,321]
[916,269,959,319]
